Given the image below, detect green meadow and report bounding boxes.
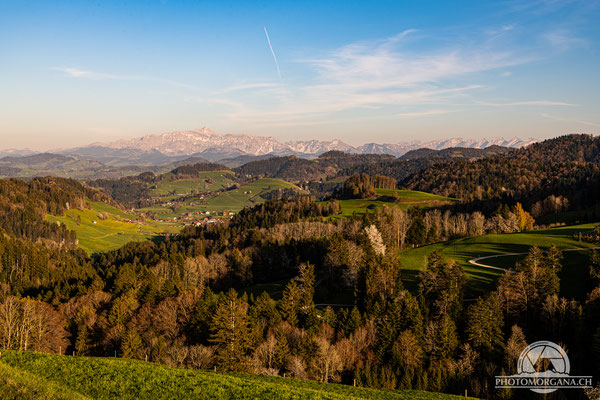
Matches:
[0,351,474,400]
[150,171,235,196]
[199,178,305,212]
[322,189,456,218]
[140,178,306,218]
[398,222,599,297]
[46,201,180,254]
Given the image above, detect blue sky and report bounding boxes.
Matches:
[1,0,599,150]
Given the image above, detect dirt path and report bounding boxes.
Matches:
[468,246,600,272]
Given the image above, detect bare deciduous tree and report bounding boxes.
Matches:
[364,225,386,256]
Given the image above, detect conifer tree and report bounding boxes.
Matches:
[210,289,253,371]
[297,263,315,312]
[544,244,563,272]
[322,306,337,328]
[75,324,91,356]
[274,328,290,370]
[590,250,600,284]
[121,329,143,360]
[466,293,504,356]
[249,291,280,335]
[279,281,301,327]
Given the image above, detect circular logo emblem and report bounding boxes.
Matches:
[517,341,570,394]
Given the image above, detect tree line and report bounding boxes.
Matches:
[2,241,599,399]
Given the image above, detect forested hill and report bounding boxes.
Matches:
[88,161,233,207]
[336,146,512,183]
[0,177,111,246]
[231,148,512,182]
[170,162,230,177]
[399,145,512,160]
[233,152,395,181]
[0,177,107,299]
[404,134,600,216]
[508,133,600,163]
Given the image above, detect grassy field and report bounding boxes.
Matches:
[322,189,456,218]
[0,351,475,400]
[47,201,180,254]
[199,178,305,212]
[151,171,235,196]
[140,178,306,219]
[398,223,599,297]
[0,361,89,400]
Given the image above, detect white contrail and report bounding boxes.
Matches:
[263,26,281,80]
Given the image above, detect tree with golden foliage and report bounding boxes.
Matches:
[512,202,535,231]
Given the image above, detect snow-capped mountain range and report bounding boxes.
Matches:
[63,127,538,159]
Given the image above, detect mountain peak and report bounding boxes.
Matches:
[58,128,538,159]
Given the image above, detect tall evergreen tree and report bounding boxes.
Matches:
[279,281,301,327]
[121,329,143,360]
[466,293,504,356]
[589,250,600,284]
[297,263,315,313]
[210,289,253,371]
[75,324,91,356]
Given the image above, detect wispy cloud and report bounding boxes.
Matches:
[395,109,455,118]
[306,31,522,90]
[478,100,576,107]
[53,67,196,89]
[542,29,587,50]
[247,109,456,128]
[217,82,281,94]
[219,29,530,126]
[542,113,600,128]
[505,0,581,15]
[54,67,130,80]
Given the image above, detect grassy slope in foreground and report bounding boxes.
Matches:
[46,201,180,254]
[399,222,599,297]
[0,361,90,400]
[0,351,475,400]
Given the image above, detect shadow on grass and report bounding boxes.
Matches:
[522,226,594,237]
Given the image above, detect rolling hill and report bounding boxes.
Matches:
[322,189,457,218]
[150,170,236,196]
[0,152,206,180]
[398,222,599,297]
[139,177,307,219]
[46,201,180,254]
[398,145,512,160]
[0,351,475,400]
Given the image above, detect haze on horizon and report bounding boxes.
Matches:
[1,0,599,151]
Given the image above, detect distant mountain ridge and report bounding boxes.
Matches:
[54,127,538,161]
[357,137,536,156]
[0,128,539,175]
[0,149,36,158]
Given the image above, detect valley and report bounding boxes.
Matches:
[139,177,306,220]
[2,134,600,400]
[4,1,599,397]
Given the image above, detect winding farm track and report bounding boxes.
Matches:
[468,246,600,272]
